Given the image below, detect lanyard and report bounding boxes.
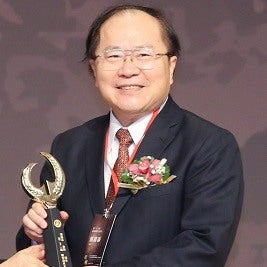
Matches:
[104,109,160,204]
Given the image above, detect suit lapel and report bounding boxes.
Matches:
[112,96,184,215]
[85,116,109,215]
[136,97,184,159]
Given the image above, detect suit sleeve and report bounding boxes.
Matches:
[105,130,244,267]
[16,225,32,251]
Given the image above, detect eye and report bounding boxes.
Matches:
[105,50,124,61]
[135,50,154,60]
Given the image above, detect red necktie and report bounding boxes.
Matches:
[106,128,133,209]
[113,128,133,179]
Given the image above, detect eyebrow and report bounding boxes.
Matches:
[134,45,154,49]
[103,45,154,51]
[104,46,121,50]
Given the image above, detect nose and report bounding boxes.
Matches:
[117,56,141,77]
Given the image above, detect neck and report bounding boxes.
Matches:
[114,112,146,127]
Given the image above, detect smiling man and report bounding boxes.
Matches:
[16,4,243,267]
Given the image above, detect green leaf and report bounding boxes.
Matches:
[121,170,134,184]
[163,165,170,181]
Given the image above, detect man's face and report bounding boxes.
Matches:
[90,10,177,125]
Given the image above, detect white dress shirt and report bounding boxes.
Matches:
[104,112,153,196]
[104,98,168,196]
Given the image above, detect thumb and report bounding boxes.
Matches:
[60,211,69,223]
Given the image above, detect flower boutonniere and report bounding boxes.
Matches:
[118,156,176,194]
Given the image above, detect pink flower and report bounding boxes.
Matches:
[147,174,162,183]
[128,164,140,175]
[119,156,176,194]
[138,159,150,174]
[151,159,161,168]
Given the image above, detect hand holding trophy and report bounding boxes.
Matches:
[21,152,73,267]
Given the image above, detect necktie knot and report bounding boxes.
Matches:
[116,128,133,147]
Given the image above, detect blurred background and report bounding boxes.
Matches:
[0,1,266,266]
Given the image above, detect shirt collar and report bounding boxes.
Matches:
[109,112,152,145]
[109,97,168,145]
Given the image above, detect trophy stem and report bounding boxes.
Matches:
[43,208,73,267]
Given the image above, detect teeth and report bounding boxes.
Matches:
[118,85,142,90]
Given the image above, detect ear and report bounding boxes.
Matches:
[89,60,96,77]
[169,56,178,85]
[89,60,99,87]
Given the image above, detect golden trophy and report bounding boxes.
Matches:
[21,152,72,267]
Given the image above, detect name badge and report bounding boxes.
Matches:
[84,213,116,266]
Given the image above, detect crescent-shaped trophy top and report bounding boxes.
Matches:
[21,152,66,207]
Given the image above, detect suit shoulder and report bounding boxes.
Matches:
[52,114,109,145]
[166,97,235,141]
[181,108,237,143]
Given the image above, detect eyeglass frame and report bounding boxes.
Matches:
[92,46,173,70]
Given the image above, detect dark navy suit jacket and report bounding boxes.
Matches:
[16,96,243,267]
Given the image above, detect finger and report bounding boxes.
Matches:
[24,231,44,244]
[32,202,48,218]
[60,211,69,223]
[34,244,46,260]
[27,206,48,229]
[26,244,45,259]
[23,213,44,234]
[23,215,45,242]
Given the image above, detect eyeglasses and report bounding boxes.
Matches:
[94,47,171,71]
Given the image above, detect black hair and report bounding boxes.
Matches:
[84,4,181,69]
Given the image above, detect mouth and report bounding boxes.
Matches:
[116,85,144,90]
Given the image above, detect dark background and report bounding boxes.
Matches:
[0,1,266,266]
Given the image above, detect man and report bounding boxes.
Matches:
[16,4,243,267]
[1,245,47,267]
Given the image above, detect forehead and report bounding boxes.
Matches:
[98,10,165,50]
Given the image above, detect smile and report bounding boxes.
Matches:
[116,85,144,90]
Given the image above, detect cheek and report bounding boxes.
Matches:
[150,66,172,87]
[94,70,112,89]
